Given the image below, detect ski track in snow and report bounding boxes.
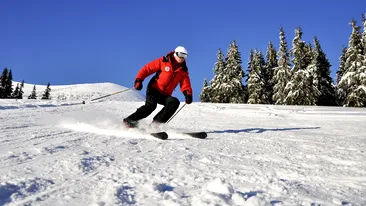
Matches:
[0,99,366,206]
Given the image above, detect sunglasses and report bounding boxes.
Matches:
[176,52,188,59]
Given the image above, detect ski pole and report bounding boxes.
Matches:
[166,103,186,124]
[82,87,132,104]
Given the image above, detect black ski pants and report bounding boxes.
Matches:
[126,87,180,123]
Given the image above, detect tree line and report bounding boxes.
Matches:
[0,67,52,100]
[200,14,366,107]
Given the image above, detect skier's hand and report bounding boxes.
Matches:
[183,90,192,104]
[134,79,143,90]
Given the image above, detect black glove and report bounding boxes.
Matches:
[134,79,143,90]
[183,90,192,104]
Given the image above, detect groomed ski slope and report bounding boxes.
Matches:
[1,84,365,206]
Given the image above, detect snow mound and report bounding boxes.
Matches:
[192,178,271,206]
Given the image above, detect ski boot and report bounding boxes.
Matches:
[123,118,138,128]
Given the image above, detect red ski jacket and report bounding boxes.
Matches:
[135,51,192,96]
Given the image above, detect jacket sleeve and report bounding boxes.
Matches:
[135,57,162,81]
[180,72,193,95]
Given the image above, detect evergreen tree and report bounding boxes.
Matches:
[28,85,37,99]
[0,80,3,98]
[19,80,24,99]
[336,47,348,85]
[5,69,13,98]
[285,27,317,105]
[273,27,291,104]
[223,40,245,103]
[199,78,210,102]
[304,42,314,67]
[362,14,366,83]
[209,48,226,103]
[41,82,51,100]
[247,50,266,104]
[245,50,254,83]
[264,41,278,104]
[336,47,348,105]
[355,14,366,107]
[12,83,20,98]
[362,13,366,51]
[308,36,336,106]
[338,20,366,107]
[0,68,8,98]
[243,50,255,103]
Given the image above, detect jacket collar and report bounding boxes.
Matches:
[163,51,188,72]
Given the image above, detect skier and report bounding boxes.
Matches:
[123,46,193,128]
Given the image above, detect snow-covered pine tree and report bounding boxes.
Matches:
[246,50,254,82]
[264,41,278,104]
[356,14,366,106]
[246,50,254,90]
[0,68,9,98]
[307,36,336,106]
[28,85,37,99]
[285,27,317,105]
[362,13,366,51]
[209,48,226,103]
[273,27,291,105]
[338,20,366,107]
[41,82,51,100]
[304,42,313,66]
[336,47,348,85]
[247,50,266,104]
[12,83,20,98]
[19,80,24,99]
[335,47,348,105]
[222,41,245,103]
[362,13,366,68]
[199,78,211,102]
[5,69,13,98]
[242,50,255,103]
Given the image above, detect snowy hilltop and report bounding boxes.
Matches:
[0,82,145,109]
[15,81,145,101]
[0,82,366,206]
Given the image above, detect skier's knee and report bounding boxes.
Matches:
[167,97,180,108]
[145,103,157,113]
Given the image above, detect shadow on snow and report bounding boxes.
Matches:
[208,127,321,134]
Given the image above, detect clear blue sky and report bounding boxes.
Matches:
[1,0,365,101]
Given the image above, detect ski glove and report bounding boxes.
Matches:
[134,79,143,90]
[183,90,193,104]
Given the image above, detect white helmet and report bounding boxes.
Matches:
[174,46,188,59]
[175,46,188,54]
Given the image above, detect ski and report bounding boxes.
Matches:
[123,124,205,140]
[150,132,168,140]
[149,131,206,140]
[182,132,207,139]
[122,125,168,140]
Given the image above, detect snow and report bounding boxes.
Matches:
[1,82,366,206]
[13,81,145,102]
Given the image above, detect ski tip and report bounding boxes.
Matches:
[150,132,168,140]
[197,132,207,139]
[185,132,207,139]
